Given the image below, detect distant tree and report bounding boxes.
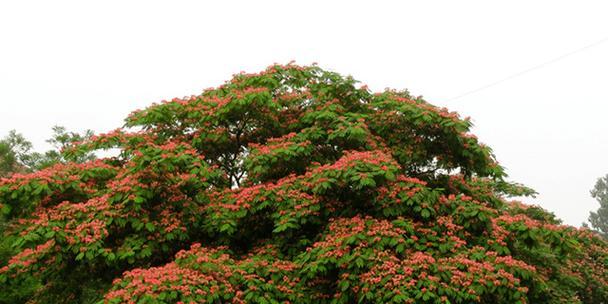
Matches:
[589,174,608,237]
[35,126,96,167]
[0,130,38,177]
[0,126,95,177]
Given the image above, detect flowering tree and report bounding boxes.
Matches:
[1,63,607,303]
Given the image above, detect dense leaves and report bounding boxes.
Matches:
[1,63,607,303]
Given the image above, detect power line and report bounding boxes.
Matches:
[448,34,608,101]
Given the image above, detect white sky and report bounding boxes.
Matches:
[1,1,607,227]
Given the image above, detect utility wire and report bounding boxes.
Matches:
[448,34,608,101]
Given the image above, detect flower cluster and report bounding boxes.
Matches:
[104,243,304,304]
[360,248,534,303]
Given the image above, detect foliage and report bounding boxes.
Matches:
[0,126,95,178]
[588,174,608,238]
[1,63,607,303]
[0,126,96,303]
[0,130,36,177]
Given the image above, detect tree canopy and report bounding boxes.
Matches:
[1,63,607,304]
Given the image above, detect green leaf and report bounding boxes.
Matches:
[145,222,155,232]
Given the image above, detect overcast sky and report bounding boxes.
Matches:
[1,1,607,226]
